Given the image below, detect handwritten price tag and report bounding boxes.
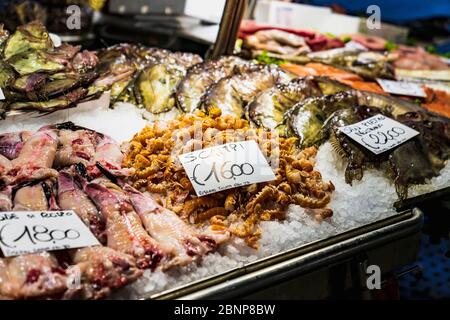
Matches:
[345,41,368,51]
[339,114,419,155]
[376,79,426,97]
[0,211,100,257]
[0,88,5,100]
[179,140,276,197]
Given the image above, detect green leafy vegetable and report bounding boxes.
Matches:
[340,36,352,43]
[384,41,398,51]
[255,51,286,66]
[426,45,437,54]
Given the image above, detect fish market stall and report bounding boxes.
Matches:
[0,1,449,300]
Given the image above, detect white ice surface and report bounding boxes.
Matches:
[115,142,449,299]
[0,93,147,143]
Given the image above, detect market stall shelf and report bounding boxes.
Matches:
[1,17,450,300]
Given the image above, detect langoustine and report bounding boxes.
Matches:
[123,110,335,248]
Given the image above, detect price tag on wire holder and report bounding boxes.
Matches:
[179,140,276,197]
[338,114,419,155]
[376,78,426,97]
[0,210,100,257]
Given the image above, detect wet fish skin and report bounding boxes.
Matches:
[58,171,105,242]
[134,60,186,114]
[9,87,88,112]
[0,24,9,53]
[307,49,395,80]
[3,21,53,60]
[125,185,218,269]
[176,56,250,113]
[8,50,65,76]
[201,64,292,117]
[246,77,325,132]
[83,180,163,270]
[64,246,142,300]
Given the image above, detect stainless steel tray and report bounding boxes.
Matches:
[141,208,423,300]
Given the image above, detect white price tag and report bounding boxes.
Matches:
[0,88,5,100]
[0,210,100,257]
[376,79,426,97]
[308,46,352,59]
[179,140,276,197]
[339,114,419,155]
[49,33,62,48]
[345,40,368,51]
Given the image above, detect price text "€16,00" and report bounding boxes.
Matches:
[179,140,276,197]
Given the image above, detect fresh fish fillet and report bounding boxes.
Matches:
[64,246,142,300]
[57,172,105,242]
[125,186,218,269]
[83,181,163,269]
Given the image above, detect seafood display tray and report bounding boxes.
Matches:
[141,208,423,300]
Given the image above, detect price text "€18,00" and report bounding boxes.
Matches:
[0,210,100,257]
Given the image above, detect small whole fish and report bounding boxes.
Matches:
[308,48,395,80]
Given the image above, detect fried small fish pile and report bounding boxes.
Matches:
[123,109,334,248]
